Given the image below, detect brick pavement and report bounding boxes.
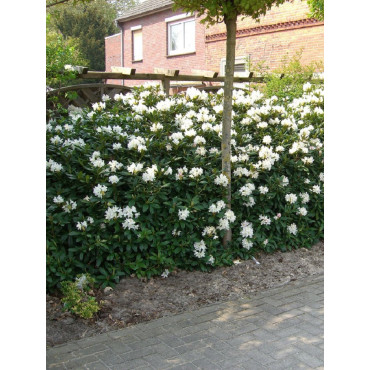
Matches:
[47,274,324,369]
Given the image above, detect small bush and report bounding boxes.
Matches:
[252,50,323,101]
[46,83,324,291]
[60,274,100,319]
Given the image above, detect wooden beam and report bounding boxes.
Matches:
[154,68,179,76]
[191,69,219,78]
[111,66,136,75]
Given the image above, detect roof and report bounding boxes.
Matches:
[116,0,174,23]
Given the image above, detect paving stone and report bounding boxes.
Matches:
[84,361,110,370]
[47,274,323,370]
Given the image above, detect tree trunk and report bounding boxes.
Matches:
[221,14,237,247]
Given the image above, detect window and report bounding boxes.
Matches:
[220,56,249,76]
[132,26,142,61]
[167,18,195,55]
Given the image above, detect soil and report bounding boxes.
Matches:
[47,241,324,347]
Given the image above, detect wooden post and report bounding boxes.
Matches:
[162,77,170,97]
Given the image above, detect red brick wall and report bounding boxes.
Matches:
[206,23,324,73]
[105,33,123,85]
[119,9,207,87]
[206,0,323,73]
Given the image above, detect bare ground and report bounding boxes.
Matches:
[46,241,324,347]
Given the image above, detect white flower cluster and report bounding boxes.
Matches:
[93,184,108,199]
[209,200,226,213]
[259,215,271,226]
[128,136,147,152]
[214,174,229,187]
[193,240,207,258]
[142,165,158,182]
[127,162,144,174]
[189,167,204,179]
[239,183,255,196]
[46,159,63,172]
[285,193,298,204]
[178,208,190,220]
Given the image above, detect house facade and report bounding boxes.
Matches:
[105,0,323,86]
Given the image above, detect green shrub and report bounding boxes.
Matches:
[60,273,100,319]
[252,50,323,101]
[46,83,324,291]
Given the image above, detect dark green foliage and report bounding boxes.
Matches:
[49,0,118,71]
[46,84,324,292]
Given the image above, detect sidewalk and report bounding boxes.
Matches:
[47,274,324,369]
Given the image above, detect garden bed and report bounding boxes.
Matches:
[47,240,323,347]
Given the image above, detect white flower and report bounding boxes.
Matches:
[93,184,107,198]
[178,208,190,220]
[302,156,314,165]
[108,160,123,172]
[92,102,105,111]
[281,176,289,186]
[285,193,298,204]
[300,192,310,204]
[242,239,253,250]
[87,217,94,224]
[244,197,255,208]
[47,159,63,172]
[193,136,206,146]
[175,167,188,180]
[319,172,324,182]
[164,167,173,175]
[262,135,272,145]
[193,240,206,258]
[217,218,230,231]
[240,221,253,238]
[202,226,218,238]
[128,136,147,152]
[209,200,226,213]
[113,143,122,150]
[142,166,157,182]
[297,207,308,216]
[150,123,164,132]
[122,218,139,230]
[224,210,236,223]
[287,223,298,235]
[62,200,77,213]
[239,183,255,196]
[109,175,119,184]
[275,146,285,152]
[101,94,110,102]
[263,239,269,245]
[259,215,271,225]
[53,195,64,204]
[207,255,215,265]
[189,167,204,178]
[172,229,181,236]
[214,174,229,187]
[259,186,269,194]
[195,146,207,156]
[169,132,184,145]
[127,162,144,174]
[312,185,321,194]
[161,269,169,278]
[76,221,88,231]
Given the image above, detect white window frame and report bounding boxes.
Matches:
[167,16,195,56]
[132,26,143,62]
[220,56,249,77]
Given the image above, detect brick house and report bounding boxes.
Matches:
[105,0,323,86]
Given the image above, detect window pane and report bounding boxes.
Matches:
[184,20,195,51]
[170,23,183,52]
[133,30,142,60]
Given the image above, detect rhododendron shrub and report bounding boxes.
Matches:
[46,83,323,290]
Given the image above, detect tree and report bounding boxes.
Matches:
[172,0,288,246]
[48,0,118,71]
[307,0,324,21]
[46,14,87,87]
